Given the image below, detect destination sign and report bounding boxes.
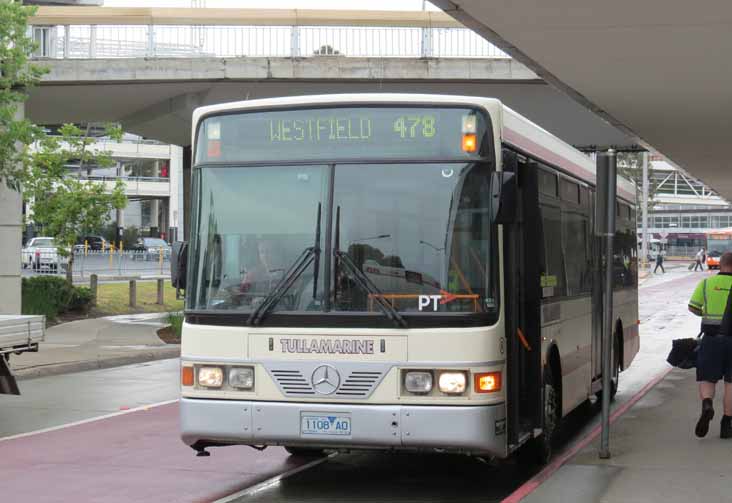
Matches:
[195,106,489,163]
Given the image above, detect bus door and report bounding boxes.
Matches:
[502,150,543,448]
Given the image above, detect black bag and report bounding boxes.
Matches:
[667,336,700,369]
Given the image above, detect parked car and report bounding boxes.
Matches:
[22,237,67,271]
[131,237,171,261]
[74,235,107,253]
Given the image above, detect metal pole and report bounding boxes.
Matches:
[641,152,649,269]
[599,150,617,459]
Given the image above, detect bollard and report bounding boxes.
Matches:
[129,279,137,308]
[90,274,98,307]
[109,243,115,268]
[157,278,164,305]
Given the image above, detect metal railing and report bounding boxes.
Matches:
[31,24,509,60]
[23,249,171,280]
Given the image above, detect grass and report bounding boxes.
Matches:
[92,281,184,316]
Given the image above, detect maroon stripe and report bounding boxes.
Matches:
[503,127,635,202]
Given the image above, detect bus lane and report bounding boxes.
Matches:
[0,269,702,502]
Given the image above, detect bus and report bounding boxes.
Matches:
[706,228,732,269]
[174,94,639,463]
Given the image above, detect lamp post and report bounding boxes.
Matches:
[419,240,446,287]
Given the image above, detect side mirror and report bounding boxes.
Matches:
[491,171,517,224]
[171,241,188,291]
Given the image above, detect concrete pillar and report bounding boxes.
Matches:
[183,145,191,241]
[169,145,184,242]
[0,105,24,315]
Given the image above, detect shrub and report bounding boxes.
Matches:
[168,311,183,339]
[22,276,93,320]
[69,286,93,312]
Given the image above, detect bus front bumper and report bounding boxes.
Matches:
[181,397,507,457]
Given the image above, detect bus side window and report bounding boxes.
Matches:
[539,203,565,298]
[562,210,590,296]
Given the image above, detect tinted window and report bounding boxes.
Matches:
[562,211,590,295]
[539,204,565,298]
[539,169,557,197]
[560,178,580,204]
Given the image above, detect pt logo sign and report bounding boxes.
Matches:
[418,290,459,311]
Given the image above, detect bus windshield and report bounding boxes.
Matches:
[707,235,732,257]
[187,162,497,319]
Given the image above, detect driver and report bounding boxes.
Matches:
[240,238,283,295]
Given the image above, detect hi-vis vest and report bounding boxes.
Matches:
[688,274,732,326]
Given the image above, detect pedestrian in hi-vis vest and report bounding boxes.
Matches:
[688,251,732,438]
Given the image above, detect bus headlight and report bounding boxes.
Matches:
[438,371,467,395]
[198,366,223,388]
[404,371,433,394]
[229,367,254,390]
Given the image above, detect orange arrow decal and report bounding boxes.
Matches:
[439,290,458,304]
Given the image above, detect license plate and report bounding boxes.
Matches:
[301,414,351,436]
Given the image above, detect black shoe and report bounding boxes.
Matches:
[696,399,714,438]
[721,416,732,439]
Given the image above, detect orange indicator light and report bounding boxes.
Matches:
[182,366,194,386]
[461,133,477,153]
[475,371,501,393]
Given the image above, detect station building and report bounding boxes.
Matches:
[635,155,731,257]
[24,130,184,245]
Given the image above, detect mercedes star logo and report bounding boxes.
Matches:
[311,364,341,395]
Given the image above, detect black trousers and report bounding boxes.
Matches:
[654,263,665,273]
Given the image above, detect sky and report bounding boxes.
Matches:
[103,0,440,10]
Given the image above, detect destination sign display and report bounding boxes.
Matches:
[195,106,489,163]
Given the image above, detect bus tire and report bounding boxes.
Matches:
[519,365,560,466]
[284,446,326,457]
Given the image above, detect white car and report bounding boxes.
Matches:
[22,237,67,272]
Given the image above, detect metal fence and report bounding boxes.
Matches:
[31,24,509,60]
[23,249,171,280]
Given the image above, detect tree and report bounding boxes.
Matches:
[313,44,340,55]
[617,152,661,207]
[0,1,46,190]
[23,123,127,281]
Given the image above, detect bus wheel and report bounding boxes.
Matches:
[519,365,560,466]
[284,446,326,457]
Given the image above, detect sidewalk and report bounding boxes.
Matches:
[10,314,180,379]
[520,368,732,503]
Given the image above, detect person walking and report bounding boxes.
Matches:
[694,248,706,271]
[688,251,732,438]
[654,251,665,274]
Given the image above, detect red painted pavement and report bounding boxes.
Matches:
[0,403,306,503]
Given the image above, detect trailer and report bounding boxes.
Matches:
[0,315,45,395]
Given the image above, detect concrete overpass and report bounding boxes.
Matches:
[26,7,635,149]
[433,0,732,201]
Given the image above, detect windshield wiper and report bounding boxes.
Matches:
[247,203,321,326]
[334,250,407,329]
